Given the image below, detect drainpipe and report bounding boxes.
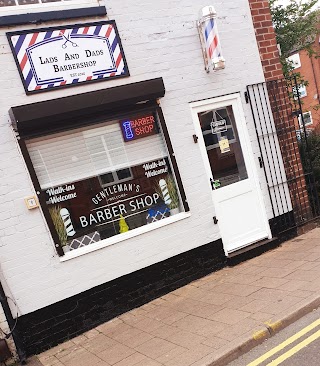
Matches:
[0,281,26,365]
[310,55,320,106]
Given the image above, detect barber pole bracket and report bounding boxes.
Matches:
[197,5,225,73]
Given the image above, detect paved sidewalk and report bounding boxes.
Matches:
[29,228,320,366]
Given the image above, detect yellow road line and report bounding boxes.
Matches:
[266,328,320,365]
[247,318,320,366]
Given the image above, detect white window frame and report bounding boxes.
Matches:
[286,53,301,69]
[298,84,307,98]
[25,111,189,260]
[299,111,313,127]
[0,0,103,16]
[293,84,307,100]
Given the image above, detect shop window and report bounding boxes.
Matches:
[26,111,184,254]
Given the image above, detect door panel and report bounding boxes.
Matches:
[191,94,271,254]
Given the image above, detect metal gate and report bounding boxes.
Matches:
[246,78,320,235]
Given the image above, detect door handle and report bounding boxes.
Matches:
[258,156,264,168]
[210,178,215,190]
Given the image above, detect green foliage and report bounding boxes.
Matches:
[270,0,318,58]
[49,206,68,246]
[299,129,320,196]
[270,0,319,79]
[165,175,180,210]
[155,174,180,210]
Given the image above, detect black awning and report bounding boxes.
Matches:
[10,78,165,138]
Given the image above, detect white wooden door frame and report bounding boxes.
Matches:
[190,93,271,255]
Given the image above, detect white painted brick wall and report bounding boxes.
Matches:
[0,0,276,315]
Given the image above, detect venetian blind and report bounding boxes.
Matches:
[26,120,167,189]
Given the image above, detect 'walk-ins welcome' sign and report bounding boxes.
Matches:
[7,21,129,94]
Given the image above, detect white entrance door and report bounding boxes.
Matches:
[191,94,271,254]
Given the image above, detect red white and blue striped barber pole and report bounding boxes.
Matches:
[197,6,225,72]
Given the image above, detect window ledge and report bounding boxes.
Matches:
[59,212,192,262]
[0,6,107,27]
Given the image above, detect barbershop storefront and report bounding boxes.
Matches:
[0,1,289,358]
[11,78,189,258]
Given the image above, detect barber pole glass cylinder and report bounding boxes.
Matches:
[198,5,225,72]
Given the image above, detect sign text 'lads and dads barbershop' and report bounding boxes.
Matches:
[6,21,129,93]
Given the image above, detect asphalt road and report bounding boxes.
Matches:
[227,306,320,366]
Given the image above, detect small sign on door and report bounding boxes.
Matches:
[211,119,227,134]
[219,137,230,153]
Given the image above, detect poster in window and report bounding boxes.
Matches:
[45,158,181,252]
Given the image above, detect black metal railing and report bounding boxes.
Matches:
[246,78,320,234]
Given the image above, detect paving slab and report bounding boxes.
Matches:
[29,227,320,366]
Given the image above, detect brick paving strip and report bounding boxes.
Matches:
[28,228,320,366]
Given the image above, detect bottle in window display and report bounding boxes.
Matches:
[119,214,129,233]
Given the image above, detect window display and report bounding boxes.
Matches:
[26,111,183,253]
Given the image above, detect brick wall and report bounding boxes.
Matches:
[290,48,320,129]
[248,0,283,81]
[248,0,312,222]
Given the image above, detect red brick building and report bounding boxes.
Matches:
[248,0,313,224]
[248,0,283,81]
[287,44,320,130]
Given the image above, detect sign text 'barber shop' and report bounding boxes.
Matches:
[120,113,158,142]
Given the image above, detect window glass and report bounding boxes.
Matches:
[293,84,307,99]
[198,106,248,188]
[299,111,313,127]
[26,112,183,253]
[298,85,307,98]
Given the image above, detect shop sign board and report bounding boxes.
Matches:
[6,21,129,94]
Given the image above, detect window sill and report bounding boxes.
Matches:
[0,5,107,27]
[59,212,191,262]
